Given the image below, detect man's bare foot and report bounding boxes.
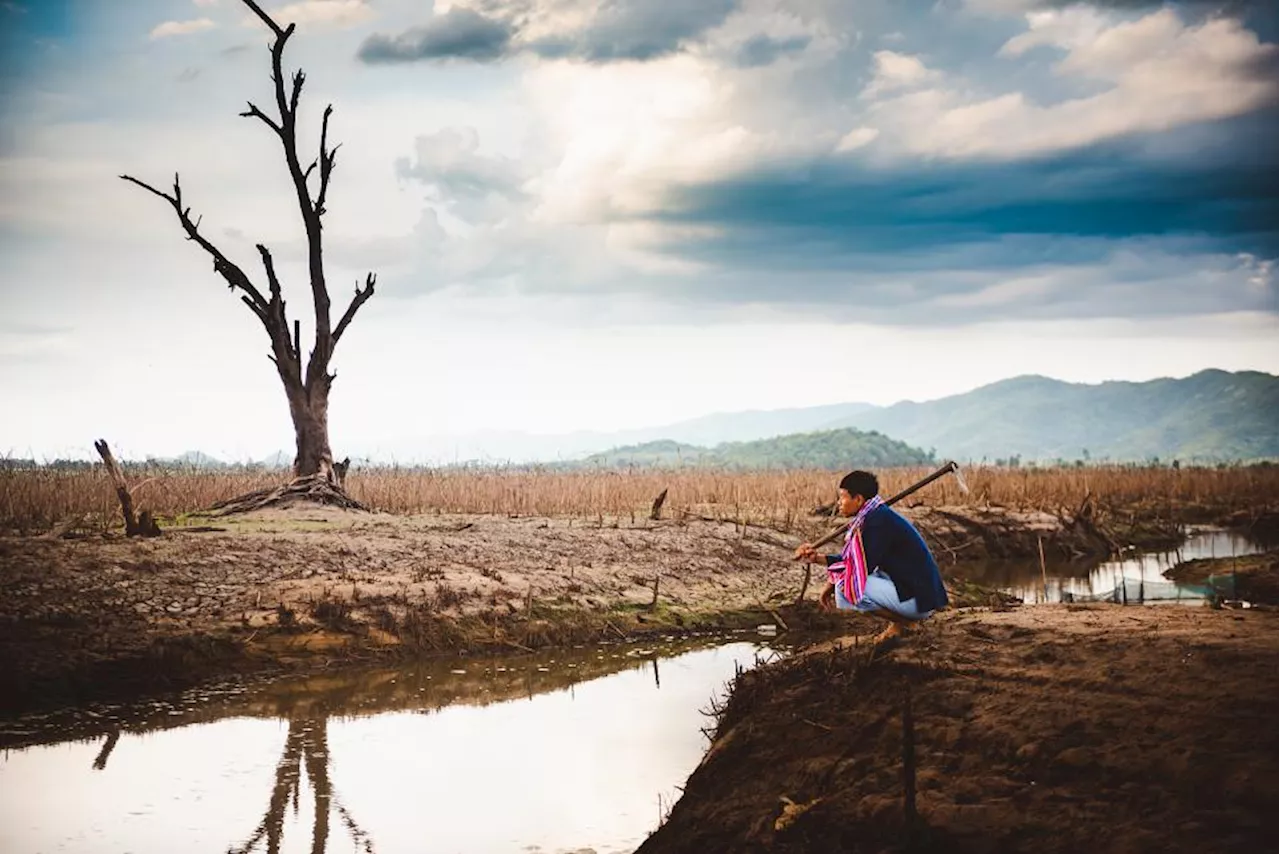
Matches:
[873,622,905,645]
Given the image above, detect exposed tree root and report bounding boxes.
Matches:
[208,473,367,515]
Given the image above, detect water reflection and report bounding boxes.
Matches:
[0,633,802,854]
[961,528,1267,605]
[226,717,376,854]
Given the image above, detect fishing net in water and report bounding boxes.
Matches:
[1061,575,1238,605]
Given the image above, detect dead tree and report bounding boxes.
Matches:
[121,0,373,511]
[94,439,162,536]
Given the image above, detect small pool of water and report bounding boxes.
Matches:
[962,528,1269,605]
[0,633,806,854]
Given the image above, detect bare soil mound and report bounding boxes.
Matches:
[638,605,1278,854]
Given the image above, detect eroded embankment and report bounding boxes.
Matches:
[0,501,1240,717]
[636,605,1279,854]
[1164,550,1279,605]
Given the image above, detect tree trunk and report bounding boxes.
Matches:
[287,384,335,483]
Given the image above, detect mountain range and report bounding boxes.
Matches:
[824,369,1277,464]
[519,369,1276,466]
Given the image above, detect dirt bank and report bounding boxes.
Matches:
[1165,550,1279,605]
[0,501,1234,717]
[638,604,1278,854]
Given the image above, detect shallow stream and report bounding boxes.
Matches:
[0,633,805,854]
[963,528,1269,605]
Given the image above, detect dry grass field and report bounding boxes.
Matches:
[2,462,1275,535]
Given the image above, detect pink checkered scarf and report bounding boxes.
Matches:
[826,495,885,605]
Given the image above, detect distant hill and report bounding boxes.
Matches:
[576,428,935,470]
[823,369,1278,463]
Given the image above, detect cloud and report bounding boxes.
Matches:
[730,33,812,68]
[645,114,1277,265]
[966,0,1272,14]
[193,0,218,6]
[249,0,373,29]
[835,127,879,152]
[524,0,738,62]
[395,127,528,221]
[358,8,514,63]
[149,18,217,39]
[864,9,1276,158]
[357,0,739,64]
[862,50,940,96]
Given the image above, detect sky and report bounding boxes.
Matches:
[0,0,1276,463]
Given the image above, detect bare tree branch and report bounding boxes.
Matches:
[240,0,287,38]
[332,273,375,346]
[240,294,267,323]
[119,173,271,315]
[315,104,340,218]
[239,101,281,136]
[255,243,285,304]
[288,69,305,120]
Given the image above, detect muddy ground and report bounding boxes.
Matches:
[0,500,1136,716]
[2,498,1276,853]
[637,604,1278,854]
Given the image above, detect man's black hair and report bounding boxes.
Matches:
[838,469,879,499]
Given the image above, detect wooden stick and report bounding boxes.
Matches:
[1038,535,1048,603]
[796,562,813,604]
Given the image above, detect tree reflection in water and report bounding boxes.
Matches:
[227,717,373,854]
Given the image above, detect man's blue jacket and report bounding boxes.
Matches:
[826,504,949,612]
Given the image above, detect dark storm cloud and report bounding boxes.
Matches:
[356,0,738,64]
[981,0,1278,39]
[357,7,514,63]
[525,0,738,62]
[643,112,1278,275]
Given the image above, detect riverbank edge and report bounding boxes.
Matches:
[634,604,1280,854]
[0,502,1269,720]
[1164,549,1279,605]
[0,601,849,719]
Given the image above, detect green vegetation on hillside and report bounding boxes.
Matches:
[827,369,1277,464]
[574,428,935,470]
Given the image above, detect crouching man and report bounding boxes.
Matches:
[795,469,949,647]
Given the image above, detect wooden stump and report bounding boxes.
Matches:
[93,439,161,537]
[650,488,669,521]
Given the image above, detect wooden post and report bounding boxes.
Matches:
[93,439,160,537]
[902,683,918,843]
[1037,535,1048,603]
